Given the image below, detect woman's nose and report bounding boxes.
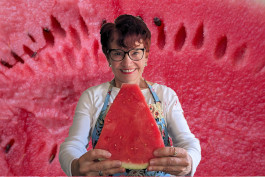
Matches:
[121,53,133,66]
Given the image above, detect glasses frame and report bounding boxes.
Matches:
[107,48,145,61]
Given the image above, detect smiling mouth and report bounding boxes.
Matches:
[121,69,136,73]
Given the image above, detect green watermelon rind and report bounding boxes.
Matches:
[98,157,149,169]
[122,162,149,170]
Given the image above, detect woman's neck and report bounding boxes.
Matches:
[113,78,148,89]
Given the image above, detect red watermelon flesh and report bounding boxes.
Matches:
[94,84,165,169]
[0,0,265,176]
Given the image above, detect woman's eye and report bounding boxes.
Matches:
[113,52,122,56]
[132,51,139,55]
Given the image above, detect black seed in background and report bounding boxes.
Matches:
[11,51,24,63]
[31,52,37,58]
[154,17,162,26]
[23,45,37,58]
[1,59,13,68]
[43,27,50,32]
[43,27,55,46]
[28,33,36,42]
[49,154,55,163]
[5,139,15,153]
[49,144,58,163]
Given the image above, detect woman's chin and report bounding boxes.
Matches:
[114,76,145,88]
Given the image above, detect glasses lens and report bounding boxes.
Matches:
[129,49,144,61]
[109,48,145,61]
[110,50,124,61]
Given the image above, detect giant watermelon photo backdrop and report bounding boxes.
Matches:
[0,0,265,176]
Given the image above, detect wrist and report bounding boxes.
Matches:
[71,158,82,176]
[186,154,193,176]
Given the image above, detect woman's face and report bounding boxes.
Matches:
[108,33,148,88]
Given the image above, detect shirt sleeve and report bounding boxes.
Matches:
[164,88,201,176]
[59,91,93,176]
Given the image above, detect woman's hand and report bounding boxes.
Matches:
[71,149,125,176]
[147,147,192,176]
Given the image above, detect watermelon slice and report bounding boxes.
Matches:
[0,0,265,176]
[94,84,165,169]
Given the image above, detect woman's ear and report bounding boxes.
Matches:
[144,52,149,67]
[145,52,149,64]
[145,51,149,58]
[107,58,111,67]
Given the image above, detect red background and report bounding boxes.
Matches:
[0,0,264,175]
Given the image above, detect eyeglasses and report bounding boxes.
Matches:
[107,48,145,61]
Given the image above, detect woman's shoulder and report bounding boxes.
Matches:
[151,82,177,96]
[150,82,182,110]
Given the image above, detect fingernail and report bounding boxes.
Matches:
[148,167,153,171]
[107,152,112,157]
[115,161,122,166]
[153,150,158,156]
[150,160,155,165]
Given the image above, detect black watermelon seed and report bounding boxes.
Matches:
[43,28,55,46]
[11,51,24,63]
[27,33,36,42]
[49,144,58,163]
[23,45,37,58]
[49,154,55,163]
[1,59,13,68]
[154,17,162,26]
[31,52,37,58]
[5,139,15,153]
[43,27,50,32]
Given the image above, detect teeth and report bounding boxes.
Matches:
[122,69,135,73]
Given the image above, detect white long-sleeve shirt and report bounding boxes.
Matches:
[59,82,201,176]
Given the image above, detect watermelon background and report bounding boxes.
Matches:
[0,0,265,176]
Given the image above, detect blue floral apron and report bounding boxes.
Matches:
[92,80,171,176]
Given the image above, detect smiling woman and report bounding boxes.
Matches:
[101,15,151,88]
[107,37,147,88]
[59,14,201,176]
